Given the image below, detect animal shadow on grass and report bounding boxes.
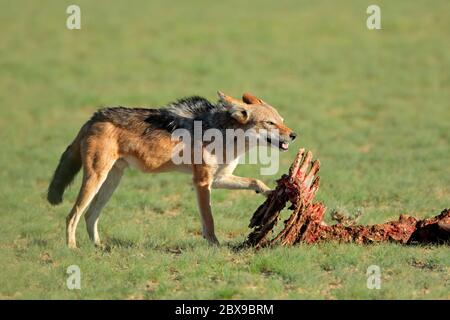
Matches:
[101,237,138,252]
[99,236,248,254]
[143,239,195,255]
[227,239,251,252]
[29,238,49,247]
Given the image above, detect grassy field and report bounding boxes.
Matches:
[0,0,449,299]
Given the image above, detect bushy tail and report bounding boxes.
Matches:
[47,141,82,205]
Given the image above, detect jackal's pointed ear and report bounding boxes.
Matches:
[217,91,251,124]
[229,104,251,124]
[217,91,242,106]
[242,92,263,105]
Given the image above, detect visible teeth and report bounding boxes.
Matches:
[282,142,289,150]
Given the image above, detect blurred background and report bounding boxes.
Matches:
[0,0,449,299]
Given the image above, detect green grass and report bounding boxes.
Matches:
[0,0,449,299]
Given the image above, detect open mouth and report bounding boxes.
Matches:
[279,141,289,151]
[266,137,289,151]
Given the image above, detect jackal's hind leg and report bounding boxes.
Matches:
[84,160,126,245]
[66,149,117,249]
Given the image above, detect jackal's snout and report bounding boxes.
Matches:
[275,123,297,151]
[290,132,297,140]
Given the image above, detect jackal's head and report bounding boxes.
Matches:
[218,91,297,151]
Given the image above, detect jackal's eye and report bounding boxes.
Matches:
[266,121,275,126]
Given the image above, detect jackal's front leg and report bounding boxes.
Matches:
[193,164,219,245]
[212,175,272,196]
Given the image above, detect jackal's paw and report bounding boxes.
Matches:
[255,189,273,197]
[203,233,220,246]
[67,241,78,249]
[255,183,272,197]
[262,189,274,197]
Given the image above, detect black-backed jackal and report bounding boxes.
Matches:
[48,92,296,248]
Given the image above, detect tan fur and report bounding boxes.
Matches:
[54,92,295,248]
